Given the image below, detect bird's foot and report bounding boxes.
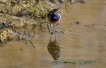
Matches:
[51,31,57,34]
[56,23,59,26]
[51,32,54,34]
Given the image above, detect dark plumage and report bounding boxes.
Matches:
[50,14,60,21]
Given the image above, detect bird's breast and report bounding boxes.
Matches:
[50,14,60,21]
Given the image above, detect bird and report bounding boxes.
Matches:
[48,8,61,41]
[48,8,61,26]
[47,41,61,60]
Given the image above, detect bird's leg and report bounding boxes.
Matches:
[50,23,53,34]
[50,24,53,41]
[54,25,57,41]
[50,32,52,42]
[53,24,55,34]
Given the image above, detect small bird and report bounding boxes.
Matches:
[47,41,61,60]
[48,8,61,26]
[48,8,61,41]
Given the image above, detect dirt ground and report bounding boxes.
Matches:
[0,0,106,68]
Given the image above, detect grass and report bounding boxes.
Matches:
[64,0,70,13]
[18,1,52,18]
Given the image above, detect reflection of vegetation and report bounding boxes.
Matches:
[25,40,35,48]
[54,60,96,65]
[63,60,76,65]
[28,24,37,34]
[63,60,96,65]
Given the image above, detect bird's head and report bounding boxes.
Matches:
[52,9,61,14]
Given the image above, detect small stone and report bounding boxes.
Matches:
[75,21,80,24]
[20,48,22,51]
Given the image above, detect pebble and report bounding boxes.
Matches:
[75,21,80,24]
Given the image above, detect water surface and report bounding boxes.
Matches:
[0,0,106,68]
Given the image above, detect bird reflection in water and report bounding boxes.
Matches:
[47,41,61,60]
[47,7,61,60]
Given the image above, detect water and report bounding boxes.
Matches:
[0,0,106,68]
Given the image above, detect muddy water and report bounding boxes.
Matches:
[0,0,106,68]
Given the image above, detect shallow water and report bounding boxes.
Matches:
[0,0,106,68]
